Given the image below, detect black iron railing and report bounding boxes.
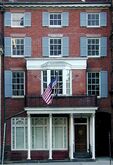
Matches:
[25,95,97,108]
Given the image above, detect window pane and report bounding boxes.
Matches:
[66,70,70,95]
[51,70,63,95]
[12,38,24,56]
[88,38,99,56]
[50,38,62,56]
[87,72,99,96]
[12,118,27,150]
[31,117,48,149]
[53,127,63,148]
[49,13,61,26]
[12,13,24,27]
[87,13,99,26]
[33,127,43,148]
[43,70,47,91]
[12,71,24,96]
[16,127,24,149]
[52,117,67,149]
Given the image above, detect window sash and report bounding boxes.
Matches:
[87,72,100,96]
[12,13,24,27]
[87,13,100,27]
[49,38,62,56]
[52,117,67,149]
[12,38,24,56]
[87,38,100,56]
[12,71,25,96]
[31,117,48,149]
[49,13,62,27]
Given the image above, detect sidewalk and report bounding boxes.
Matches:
[2,157,113,165]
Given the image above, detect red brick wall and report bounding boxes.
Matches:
[72,70,86,95]
[27,70,41,96]
[4,9,111,58]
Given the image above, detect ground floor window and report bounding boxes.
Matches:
[31,117,48,149]
[11,118,28,150]
[11,117,67,150]
[52,117,67,149]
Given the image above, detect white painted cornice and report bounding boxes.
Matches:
[25,107,98,115]
[4,3,111,9]
[26,57,87,70]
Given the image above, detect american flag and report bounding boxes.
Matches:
[42,77,57,105]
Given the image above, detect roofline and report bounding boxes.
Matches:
[1,3,111,9]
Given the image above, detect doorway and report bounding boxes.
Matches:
[95,112,111,156]
[74,118,87,153]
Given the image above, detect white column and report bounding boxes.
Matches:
[0,55,1,161]
[69,113,74,160]
[92,113,95,159]
[87,117,90,152]
[49,114,52,160]
[27,114,31,160]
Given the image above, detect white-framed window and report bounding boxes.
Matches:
[42,70,71,96]
[31,117,49,150]
[87,38,100,56]
[87,72,100,96]
[87,13,99,27]
[43,12,68,27]
[4,12,31,27]
[80,12,106,28]
[52,117,67,149]
[12,38,24,56]
[12,13,24,27]
[42,36,69,57]
[49,13,62,27]
[11,117,68,150]
[12,71,25,97]
[49,38,62,56]
[11,118,28,150]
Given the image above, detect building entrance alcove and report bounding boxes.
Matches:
[95,112,111,157]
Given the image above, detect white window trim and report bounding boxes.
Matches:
[11,13,25,28]
[49,13,62,28]
[11,38,25,57]
[87,37,100,57]
[12,71,25,97]
[49,37,62,57]
[87,13,100,28]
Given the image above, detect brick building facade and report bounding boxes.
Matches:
[0,0,112,161]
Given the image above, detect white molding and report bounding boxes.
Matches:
[5,4,110,8]
[26,58,87,70]
[25,107,98,115]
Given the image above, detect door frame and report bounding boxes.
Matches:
[74,117,89,153]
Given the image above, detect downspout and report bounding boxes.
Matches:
[0,49,1,162]
[0,3,2,162]
[1,2,5,164]
[109,0,113,158]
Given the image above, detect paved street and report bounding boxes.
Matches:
[2,158,113,165]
